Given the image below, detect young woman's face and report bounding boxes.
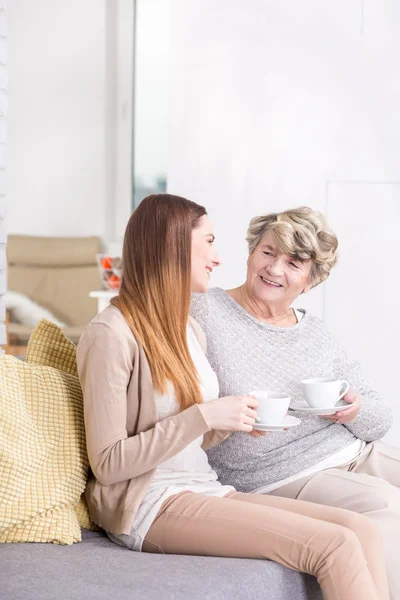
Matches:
[191,215,221,293]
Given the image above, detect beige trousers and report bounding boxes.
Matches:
[268,441,400,600]
[143,489,389,600]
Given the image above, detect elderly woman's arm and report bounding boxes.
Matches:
[333,345,393,442]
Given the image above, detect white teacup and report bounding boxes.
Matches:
[249,390,291,425]
[301,378,350,408]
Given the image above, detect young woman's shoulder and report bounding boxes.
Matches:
[78,304,139,357]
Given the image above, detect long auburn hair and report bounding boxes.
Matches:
[111,194,207,410]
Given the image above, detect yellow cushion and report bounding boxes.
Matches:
[25,319,99,532]
[26,319,78,376]
[0,354,87,544]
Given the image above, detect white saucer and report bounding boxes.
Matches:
[253,415,301,432]
[289,398,355,416]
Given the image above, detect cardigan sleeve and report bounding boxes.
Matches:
[77,323,211,486]
[202,429,232,450]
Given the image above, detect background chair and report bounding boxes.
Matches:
[6,235,102,357]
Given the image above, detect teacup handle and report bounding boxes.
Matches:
[248,392,261,422]
[338,380,350,400]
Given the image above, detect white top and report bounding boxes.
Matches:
[293,308,304,323]
[109,325,234,551]
[253,438,365,494]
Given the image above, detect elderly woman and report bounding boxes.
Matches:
[190,206,400,600]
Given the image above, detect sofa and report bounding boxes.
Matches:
[0,319,323,600]
[0,529,323,599]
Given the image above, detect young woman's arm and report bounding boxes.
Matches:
[202,429,231,450]
[77,323,211,486]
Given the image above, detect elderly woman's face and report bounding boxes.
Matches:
[247,231,313,306]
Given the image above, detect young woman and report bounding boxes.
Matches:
[77,194,389,600]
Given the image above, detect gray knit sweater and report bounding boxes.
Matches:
[190,287,393,492]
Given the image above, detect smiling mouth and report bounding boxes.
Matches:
[260,276,282,288]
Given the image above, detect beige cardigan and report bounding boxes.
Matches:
[76,304,230,535]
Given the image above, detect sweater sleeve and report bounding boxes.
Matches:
[190,292,211,333]
[77,323,211,486]
[332,341,393,442]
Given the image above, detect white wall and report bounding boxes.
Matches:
[0,3,7,348]
[8,0,133,243]
[168,0,400,445]
[134,0,169,183]
[8,0,107,237]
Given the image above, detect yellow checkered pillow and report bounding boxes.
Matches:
[26,319,78,376]
[25,319,99,532]
[0,354,87,544]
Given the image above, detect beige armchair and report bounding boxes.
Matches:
[6,235,102,357]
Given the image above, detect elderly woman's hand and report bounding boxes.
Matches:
[248,429,268,438]
[322,388,361,424]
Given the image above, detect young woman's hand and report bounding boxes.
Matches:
[199,395,259,432]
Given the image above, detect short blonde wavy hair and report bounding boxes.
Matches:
[246,207,338,289]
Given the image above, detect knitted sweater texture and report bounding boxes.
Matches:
[190,287,393,492]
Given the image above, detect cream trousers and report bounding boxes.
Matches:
[143,488,389,600]
[268,441,400,600]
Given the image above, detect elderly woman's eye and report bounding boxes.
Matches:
[263,251,273,256]
[290,262,299,268]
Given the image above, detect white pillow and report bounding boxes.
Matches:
[4,291,67,328]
